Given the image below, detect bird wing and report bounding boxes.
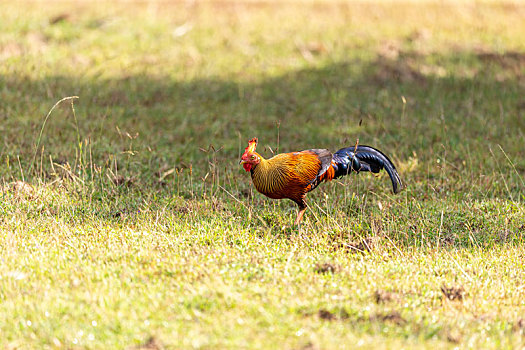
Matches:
[262,149,332,195]
[295,149,333,192]
[303,149,332,177]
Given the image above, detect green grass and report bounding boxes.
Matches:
[1,1,525,348]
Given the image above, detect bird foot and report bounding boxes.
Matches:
[294,207,307,226]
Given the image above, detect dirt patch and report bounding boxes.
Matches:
[444,329,462,343]
[514,318,525,332]
[476,50,525,70]
[130,336,163,350]
[372,59,426,85]
[296,342,319,350]
[373,46,525,86]
[6,181,36,200]
[314,263,339,274]
[49,13,71,25]
[112,175,134,187]
[316,308,349,321]
[440,233,457,247]
[475,49,525,81]
[405,29,432,44]
[372,49,428,85]
[112,210,130,219]
[374,290,398,304]
[0,42,23,60]
[318,309,337,321]
[369,311,406,325]
[174,205,192,214]
[441,284,465,301]
[12,181,34,196]
[378,40,402,60]
[333,236,378,254]
[172,200,203,215]
[297,41,328,61]
[239,188,252,198]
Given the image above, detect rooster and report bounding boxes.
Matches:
[240,138,402,225]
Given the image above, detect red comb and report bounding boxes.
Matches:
[243,137,258,156]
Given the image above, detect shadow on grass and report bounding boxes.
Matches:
[1,48,524,201]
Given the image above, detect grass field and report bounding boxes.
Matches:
[1,1,525,348]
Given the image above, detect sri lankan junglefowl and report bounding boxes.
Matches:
[239,138,402,225]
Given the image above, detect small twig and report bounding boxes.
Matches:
[383,232,406,258]
[340,242,367,254]
[498,144,525,198]
[313,202,343,231]
[489,146,513,202]
[345,138,360,177]
[29,96,79,175]
[218,185,252,219]
[17,155,25,183]
[276,120,281,154]
[444,249,474,283]
[237,131,242,162]
[401,95,407,122]
[284,242,298,276]
[352,138,360,174]
[54,163,85,185]
[437,210,444,249]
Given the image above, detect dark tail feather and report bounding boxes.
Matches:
[332,145,403,194]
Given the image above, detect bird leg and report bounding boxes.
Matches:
[294,206,307,226]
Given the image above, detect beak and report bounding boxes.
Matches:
[239,159,245,164]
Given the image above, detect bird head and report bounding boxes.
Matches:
[239,137,260,172]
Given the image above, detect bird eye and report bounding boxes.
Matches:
[251,155,256,159]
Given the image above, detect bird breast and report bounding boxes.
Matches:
[250,156,295,198]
